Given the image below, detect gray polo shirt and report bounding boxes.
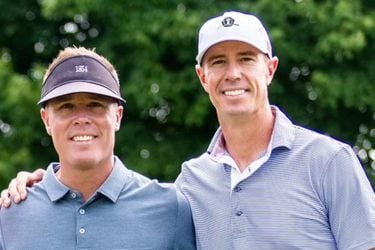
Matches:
[0,156,195,250]
[176,106,375,250]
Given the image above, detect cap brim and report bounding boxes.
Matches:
[196,36,270,64]
[38,81,126,105]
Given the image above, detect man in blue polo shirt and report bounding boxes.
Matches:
[174,11,375,249]
[0,47,195,250]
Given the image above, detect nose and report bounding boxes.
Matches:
[224,62,242,82]
[73,106,92,125]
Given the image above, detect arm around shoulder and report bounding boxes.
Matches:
[174,189,196,250]
[0,168,45,208]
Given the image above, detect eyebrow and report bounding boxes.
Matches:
[205,50,258,62]
[237,50,258,57]
[206,54,225,63]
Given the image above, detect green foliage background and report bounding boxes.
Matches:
[0,0,374,188]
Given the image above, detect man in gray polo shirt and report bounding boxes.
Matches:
[175,10,375,249]
[0,47,195,250]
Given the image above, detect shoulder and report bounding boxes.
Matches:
[175,152,221,192]
[288,125,363,178]
[123,169,184,202]
[291,125,370,193]
[0,183,48,222]
[293,124,353,155]
[179,152,216,178]
[274,107,352,155]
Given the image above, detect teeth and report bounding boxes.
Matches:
[73,135,94,142]
[224,89,245,96]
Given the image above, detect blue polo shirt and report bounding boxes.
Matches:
[176,106,375,250]
[0,156,196,250]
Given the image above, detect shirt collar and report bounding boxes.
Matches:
[270,106,295,150]
[207,105,295,156]
[43,163,70,202]
[43,156,128,203]
[96,156,128,203]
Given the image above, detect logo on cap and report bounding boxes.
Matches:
[221,17,236,27]
[75,65,88,73]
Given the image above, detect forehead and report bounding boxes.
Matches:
[47,93,115,104]
[203,41,261,59]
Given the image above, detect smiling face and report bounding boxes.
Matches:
[196,41,278,122]
[41,93,123,170]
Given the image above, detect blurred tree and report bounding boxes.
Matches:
[0,0,374,187]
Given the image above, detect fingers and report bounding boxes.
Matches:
[33,168,46,180]
[0,169,46,209]
[16,169,46,199]
[15,169,45,201]
[0,189,11,208]
[13,171,31,202]
[8,176,24,204]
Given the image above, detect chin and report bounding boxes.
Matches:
[224,108,251,116]
[69,155,101,169]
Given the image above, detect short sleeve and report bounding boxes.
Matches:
[322,145,375,249]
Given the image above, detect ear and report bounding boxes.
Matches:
[115,105,124,131]
[195,64,209,93]
[40,108,52,135]
[266,56,279,86]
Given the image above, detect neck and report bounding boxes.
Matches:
[219,106,275,172]
[56,157,114,201]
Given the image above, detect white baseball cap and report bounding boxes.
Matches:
[196,11,273,64]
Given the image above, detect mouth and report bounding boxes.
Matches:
[71,135,96,142]
[222,89,248,96]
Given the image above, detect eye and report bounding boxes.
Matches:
[58,103,74,110]
[88,101,104,108]
[87,101,111,114]
[240,56,255,62]
[211,58,225,66]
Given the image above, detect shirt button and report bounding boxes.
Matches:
[71,192,77,198]
[236,210,243,216]
[79,209,85,215]
[79,228,85,234]
[234,186,242,192]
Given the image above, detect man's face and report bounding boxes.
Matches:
[196,41,278,121]
[41,92,123,169]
